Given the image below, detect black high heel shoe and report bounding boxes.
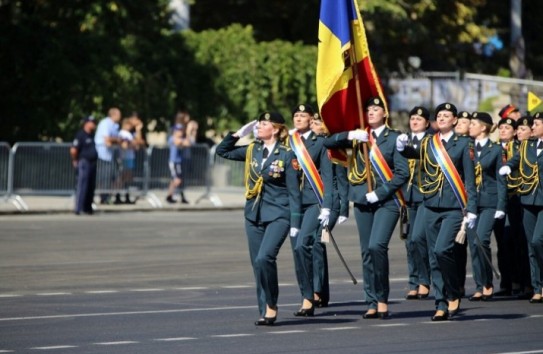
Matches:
[448,299,461,317]
[255,316,276,326]
[293,306,314,317]
[362,310,378,319]
[431,310,449,322]
[377,311,389,319]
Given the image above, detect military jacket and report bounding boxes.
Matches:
[473,140,507,211]
[506,138,543,207]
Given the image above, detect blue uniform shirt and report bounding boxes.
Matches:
[73,129,98,162]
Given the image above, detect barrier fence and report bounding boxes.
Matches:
[1,142,246,211]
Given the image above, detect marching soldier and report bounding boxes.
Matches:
[288,104,334,317]
[500,112,543,303]
[215,112,301,325]
[402,106,431,300]
[516,116,534,142]
[325,97,408,319]
[397,102,477,321]
[466,112,507,301]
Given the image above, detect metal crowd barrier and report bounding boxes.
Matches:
[1,142,236,211]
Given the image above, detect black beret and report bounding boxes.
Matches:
[498,104,519,119]
[533,112,543,120]
[498,118,516,128]
[472,112,493,125]
[434,102,458,117]
[365,96,385,109]
[457,111,472,120]
[258,112,285,124]
[517,116,533,127]
[292,104,314,115]
[409,106,430,120]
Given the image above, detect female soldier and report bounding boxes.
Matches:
[466,112,507,301]
[215,112,301,325]
[500,112,543,303]
[403,106,432,300]
[324,97,408,319]
[309,113,350,307]
[288,104,334,316]
[516,116,533,142]
[397,102,477,321]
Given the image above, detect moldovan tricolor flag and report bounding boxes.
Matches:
[316,0,387,136]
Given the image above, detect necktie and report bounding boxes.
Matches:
[263,147,269,159]
[538,141,543,150]
[372,131,378,140]
[441,139,446,146]
[412,136,419,145]
[476,143,482,152]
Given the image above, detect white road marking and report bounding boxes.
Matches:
[0,294,22,298]
[0,350,15,353]
[172,287,209,290]
[494,351,543,354]
[154,337,196,341]
[94,341,138,345]
[269,330,307,334]
[372,323,409,327]
[129,288,165,292]
[320,326,360,331]
[30,345,77,350]
[221,285,251,289]
[36,293,72,296]
[84,290,118,294]
[211,334,254,338]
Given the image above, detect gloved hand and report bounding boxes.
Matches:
[366,191,379,204]
[466,212,477,229]
[347,129,369,142]
[318,208,331,227]
[289,227,299,237]
[499,166,511,176]
[494,210,506,219]
[252,122,260,139]
[338,216,348,224]
[396,134,409,152]
[235,120,258,138]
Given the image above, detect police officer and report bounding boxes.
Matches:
[325,97,408,319]
[397,102,477,321]
[215,112,301,325]
[402,106,431,300]
[500,111,543,303]
[288,104,334,317]
[70,116,98,215]
[466,112,507,301]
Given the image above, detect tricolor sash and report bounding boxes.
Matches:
[428,134,468,209]
[289,132,324,206]
[368,133,406,208]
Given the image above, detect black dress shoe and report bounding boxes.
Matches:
[469,294,483,302]
[293,306,314,317]
[377,311,389,319]
[362,310,378,319]
[431,311,449,322]
[481,294,493,301]
[417,293,429,299]
[448,299,461,317]
[255,316,276,326]
[405,293,419,300]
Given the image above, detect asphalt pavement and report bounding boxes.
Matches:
[0,198,542,353]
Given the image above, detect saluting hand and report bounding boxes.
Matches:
[235,120,258,138]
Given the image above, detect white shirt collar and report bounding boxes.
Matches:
[476,137,489,147]
[371,125,386,138]
[439,131,454,142]
[301,130,312,139]
[412,132,426,140]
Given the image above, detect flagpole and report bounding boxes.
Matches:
[348,40,373,192]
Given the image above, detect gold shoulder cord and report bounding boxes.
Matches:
[516,140,539,194]
[348,140,374,187]
[407,159,417,190]
[418,136,444,195]
[506,142,522,190]
[244,143,263,199]
[475,162,482,191]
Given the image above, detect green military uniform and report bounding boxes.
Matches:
[506,133,543,297]
[325,124,408,311]
[469,133,507,297]
[215,115,301,319]
[403,131,431,296]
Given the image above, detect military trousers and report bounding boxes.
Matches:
[406,203,431,290]
[312,209,338,304]
[468,207,496,292]
[522,205,543,294]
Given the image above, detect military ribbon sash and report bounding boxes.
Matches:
[289,132,324,206]
[428,134,468,210]
[368,133,406,208]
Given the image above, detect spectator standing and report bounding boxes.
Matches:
[116,113,145,204]
[70,116,98,215]
[94,107,122,204]
[166,123,192,203]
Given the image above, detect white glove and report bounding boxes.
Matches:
[235,120,258,138]
[338,216,348,224]
[396,134,409,152]
[318,208,331,227]
[499,166,511,176]
[366,191,379,204]
[347,129,368,142]
[252,122,260,139]
[289,227,299,237]
[466,212,477,229]
[494,210,506,219]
